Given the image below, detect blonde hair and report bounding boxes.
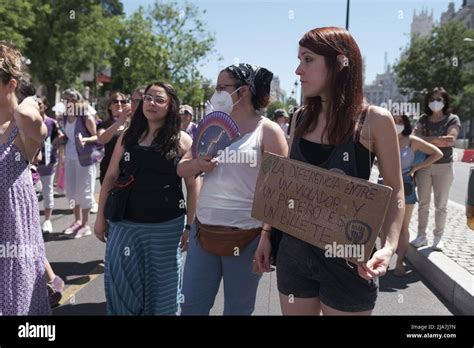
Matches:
[0,41,26,87]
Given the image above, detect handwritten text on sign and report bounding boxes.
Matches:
[251,152,392,264]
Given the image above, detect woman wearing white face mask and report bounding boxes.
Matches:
[177,63,288,315]
[412,87,461,251]
[391,115,442,276]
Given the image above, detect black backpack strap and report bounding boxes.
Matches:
[354,105,369,143]
[295,107,305,129]
[288,107,305,153]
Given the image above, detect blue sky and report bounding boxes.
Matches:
[122,0,463,101]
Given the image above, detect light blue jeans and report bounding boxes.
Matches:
[180,222,262,315]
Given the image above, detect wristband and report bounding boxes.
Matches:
[185,224,191,231]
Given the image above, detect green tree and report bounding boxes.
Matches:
[0,0,36,49]
[21,0,120,106]
[109,7,168,93]
[453,84,474,122]
[100,0,124,17]
[395,21,474,119]
[267,101,286,120]
[110,0,217,106]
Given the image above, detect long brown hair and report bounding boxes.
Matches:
[104,91,127,128]
[122,82,181,160]
[296,27,365,145]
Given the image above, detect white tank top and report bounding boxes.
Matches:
[197,117,265,229]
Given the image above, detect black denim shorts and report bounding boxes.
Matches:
[276,233,378,313]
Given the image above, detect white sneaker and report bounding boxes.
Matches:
[42,220,53,234]
[74,225,92,239]
[432,236,444,251]
[90,203,98,214]
[411,235,428,248]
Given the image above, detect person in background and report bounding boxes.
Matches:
[97,92,132,184]
[411,87,461,251]
[36,97,62,233]
[273,108,290,140]
[130,85,146,114]
[60,88,99,239]
[179,104,197,139]
[392,114,442,276]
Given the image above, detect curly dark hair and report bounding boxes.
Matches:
[399,114,412,136]
[122,82,181,160]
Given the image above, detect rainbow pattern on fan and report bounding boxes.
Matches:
[192,111,241,159]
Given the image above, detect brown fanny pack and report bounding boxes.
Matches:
[195,219,261,256]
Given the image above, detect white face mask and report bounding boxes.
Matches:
[210,87,242,114]
[428,100,444,113]
[395,124,405,134]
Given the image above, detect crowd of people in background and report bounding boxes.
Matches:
[0,24,461,316]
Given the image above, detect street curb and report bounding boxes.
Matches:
[406,230,474,315]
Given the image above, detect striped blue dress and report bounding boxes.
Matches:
[104,215,185,315]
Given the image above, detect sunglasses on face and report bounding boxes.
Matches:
[111,99,127,105]
[429,97,443,102]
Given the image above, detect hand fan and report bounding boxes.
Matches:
[192,111,241,159]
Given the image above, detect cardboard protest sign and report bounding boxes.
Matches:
[251,152,393,264]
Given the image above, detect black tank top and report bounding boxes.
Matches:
[122,144,185,223]
[271,107,375,264]
[290,109,375,179]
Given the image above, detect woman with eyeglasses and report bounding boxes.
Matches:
[97,92,132,184]
[94,82,200,315]
[177,63,288,315]
[256,27,405,316]
[411,87,461,251]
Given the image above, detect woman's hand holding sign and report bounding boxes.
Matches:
[357,247,392,280]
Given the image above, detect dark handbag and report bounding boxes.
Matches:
[104,160,138,222]
[195,219,261,256]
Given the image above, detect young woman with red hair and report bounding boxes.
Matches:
[254,27,405,316]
